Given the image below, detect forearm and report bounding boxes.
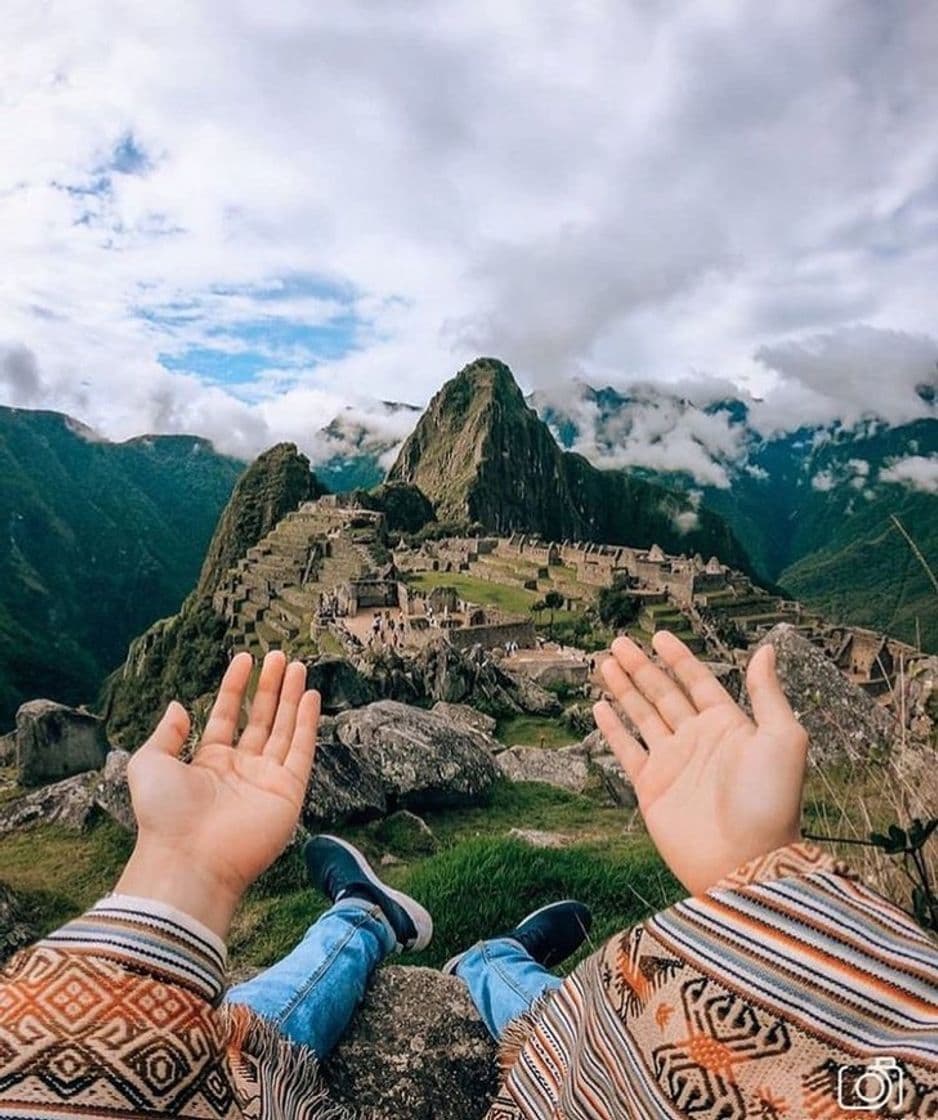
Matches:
[115,837,243,941]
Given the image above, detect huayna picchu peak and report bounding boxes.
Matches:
[389,357,751,572]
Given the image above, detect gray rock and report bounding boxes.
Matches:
[0,772,97,834]
[577,728,610,758]
[499,668,562,716]
[93,749,135,831]
[305,656,377,714]
[0,732,15,767]
[323,966,498,1119]
[431,701,497,738]
[0,882,34,965]
[508,827,573,849]
[591,753,638,808]
[706,661,744,702]
[15,700,109,789]
[751,625,899,762]
[497,745,590,793]
[304,701,499,828]
[304,736,388,827]
[335,701,499,810]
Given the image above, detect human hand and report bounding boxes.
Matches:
[594,632,807,896]
[116,650,320,937]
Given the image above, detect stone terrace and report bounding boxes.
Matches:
[213,501,387,656]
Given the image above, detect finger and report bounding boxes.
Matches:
[264,660,307,764]
[238,650,287,755]
[284,689,321,784]
[611,634,697,730]
[202,652,253,747]
[136,701,191,759]
[593,700,647,784]
[652,630,735,713]
[747,644,798,730]
[601,652,671,750]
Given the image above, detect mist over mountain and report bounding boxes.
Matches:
[529,379,938,649]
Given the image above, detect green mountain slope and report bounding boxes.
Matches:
[0,408,242,725]
[106,443,323,744]
[388,358,752,571]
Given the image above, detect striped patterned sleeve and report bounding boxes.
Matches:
[0,897,239,1118]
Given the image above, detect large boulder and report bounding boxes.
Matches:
[93,750,135,831]
[305,734,389,826]
[323,966,498,1119]
[431,701,497,738]
[336,701,499,809]
[15,700,109,788]
[0,772,97,834]
[751,625,899,762]
[304,701,499,828]
[496,745,590,794]
[304,656,377,714]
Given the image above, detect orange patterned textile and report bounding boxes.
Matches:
[0,844,936,1119]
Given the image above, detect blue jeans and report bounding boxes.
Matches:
[227,899,396,1058]
[455,938,562,1039]
[226,903,560,1055]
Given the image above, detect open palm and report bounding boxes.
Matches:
[126,651,320,899]
[594,632,807,895]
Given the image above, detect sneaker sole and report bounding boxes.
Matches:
[442,899,589,976]
[317,834,434,952]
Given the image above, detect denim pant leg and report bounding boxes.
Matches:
[456,937,563,1041]
[226,899,395,1058]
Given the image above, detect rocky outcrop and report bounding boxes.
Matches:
[14,701,109,788]
[355,639,560,718]
[93,750,135,831]
[305,657,377,714]
[431,702,497,738]
[0,772,97,834]
[323,966,498,1119]
[304,701,499,828]
[496,745,590,793]
[388,358,750,570]
[752,625,900,762]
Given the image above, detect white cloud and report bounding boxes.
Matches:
[879,454,938,493]
[811,471,836,492]
[0,1,937,459]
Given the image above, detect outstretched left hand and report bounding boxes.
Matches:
[116,650,320,937]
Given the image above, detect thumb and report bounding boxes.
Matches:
[746,644,796,729]
[138,701,191,758]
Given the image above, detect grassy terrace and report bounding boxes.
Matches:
[408,571,538,614]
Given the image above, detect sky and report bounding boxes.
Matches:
[1,1,937,469]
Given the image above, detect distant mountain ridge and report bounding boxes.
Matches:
[388,358,752,570]
[0,406,243,724]
[531,380,938,650]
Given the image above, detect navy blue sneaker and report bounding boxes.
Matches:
[305,835,433,953]
[443,900,592,975]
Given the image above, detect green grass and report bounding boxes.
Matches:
[408,571,537,614]
[0,819,135,937]
[495,713,579,748]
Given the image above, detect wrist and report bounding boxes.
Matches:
[115,837,244,940]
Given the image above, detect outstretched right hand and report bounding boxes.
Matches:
[594,632,808,896]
